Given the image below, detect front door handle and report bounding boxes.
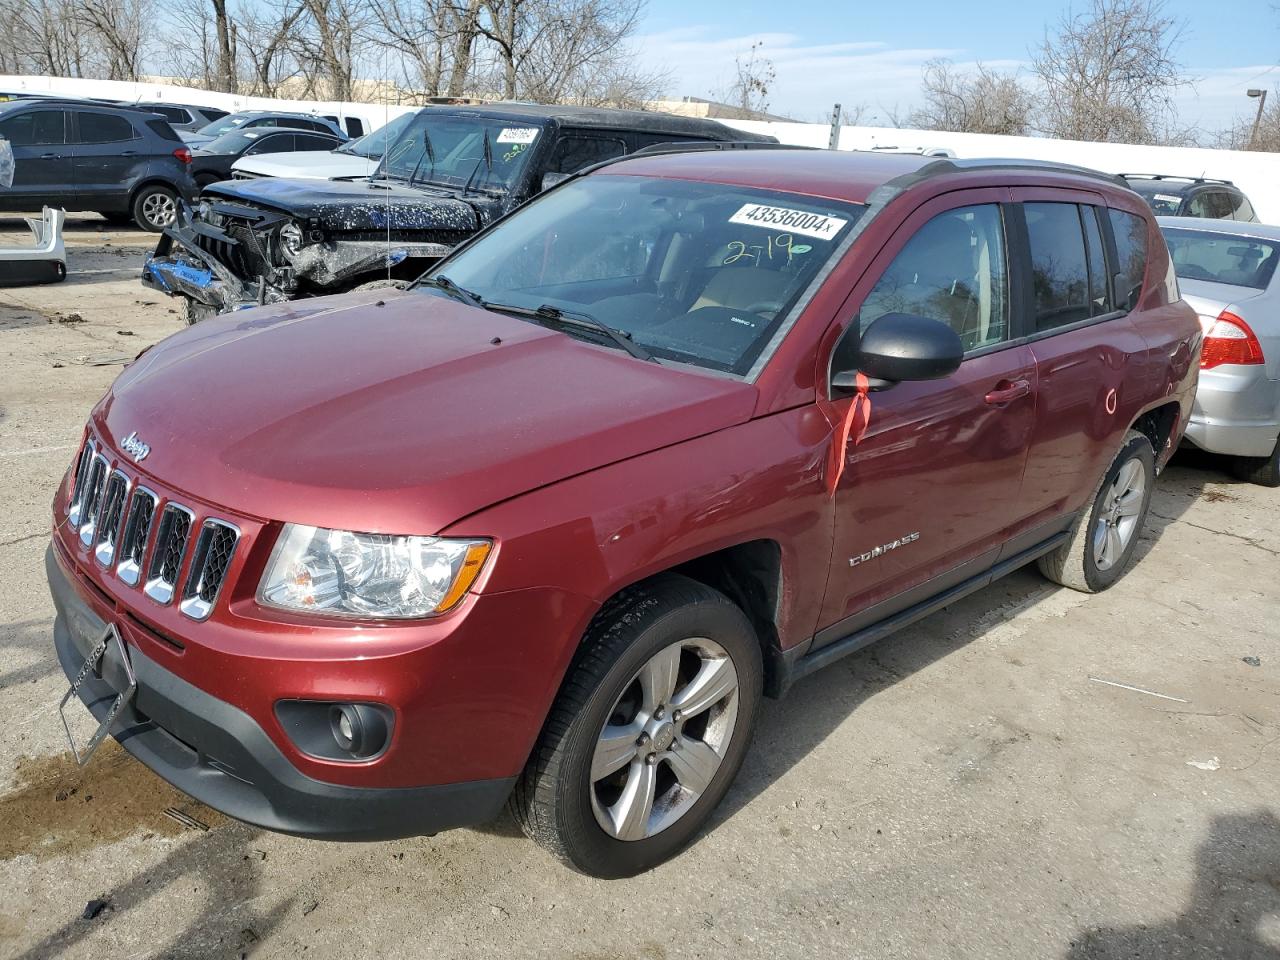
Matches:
[985,379,1032,405]
[40,152,60,160]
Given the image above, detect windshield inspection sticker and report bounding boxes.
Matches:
[497,127,539,144]
[1154,193,1182,203]
[729,204,848,240]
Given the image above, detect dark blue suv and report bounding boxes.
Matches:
[0,99,197,231]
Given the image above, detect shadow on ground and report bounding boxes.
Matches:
[1064,810,1280,959]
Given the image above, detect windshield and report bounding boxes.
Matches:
[1128,181,1185,216]
[339,111,416,159]
[1164,228,1280,290]
[195,113,260,138]
[429,175,864,375]
[377,114,542,192]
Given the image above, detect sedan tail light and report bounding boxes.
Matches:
[173,146,192,164]
[1201,310,1264,369]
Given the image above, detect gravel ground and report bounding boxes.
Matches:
[1,213,1277,960]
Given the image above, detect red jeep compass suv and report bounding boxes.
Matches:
[49,148,1200,878]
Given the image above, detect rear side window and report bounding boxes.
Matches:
[148,106,188,124]
[1232,193,1257,222]
[244,133,294,154]
[0,109,66,145]
[1024,202,1092,330]
[199,108,229,122]
[145,119,180,141]
[296,133,338,150]
[75,112,135,144]
[546,135,627,175]
[345,117,364,137]
[860,203,1010,352]
[1108,209,1149,310]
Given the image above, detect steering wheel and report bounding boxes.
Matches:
[745,300,786,318]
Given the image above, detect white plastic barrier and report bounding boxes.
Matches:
[727,119,1280,224]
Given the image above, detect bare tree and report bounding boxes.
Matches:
[289,0,373,100]
[1216,89,1280,152]
[78,0,154,80]
[721,40,775,118]
[1032,0,1187,144]
[237,0,305,96]
[910,58,1034,135]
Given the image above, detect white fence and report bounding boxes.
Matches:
[728,119,1280,223]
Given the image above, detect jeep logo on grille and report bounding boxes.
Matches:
[120,431,151,463]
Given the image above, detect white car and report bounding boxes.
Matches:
[230,110,417,181]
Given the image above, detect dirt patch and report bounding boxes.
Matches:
[0,740,223,861]
[1201,488,1239,504]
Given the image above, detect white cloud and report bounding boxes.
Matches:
[638,24,1277,135]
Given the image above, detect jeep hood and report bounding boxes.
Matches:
[203,177,483,233]
[231,150,379,181]
[96,290,758,534]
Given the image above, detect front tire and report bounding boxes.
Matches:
[1231,435,1280,487]
[511,574,762,878]
[132,185,179,232]
[1038,429,1155,593]
[182,298,219,325]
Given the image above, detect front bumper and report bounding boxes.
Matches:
[48,545,514,840]
[1184,365,1280,458]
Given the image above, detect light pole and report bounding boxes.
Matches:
[1248,88,1267,148]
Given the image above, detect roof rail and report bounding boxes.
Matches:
[1117,172,1234,186]
[629,140,803,157]
[908,157,1130,190]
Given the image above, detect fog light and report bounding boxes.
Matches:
[276,700,393,762]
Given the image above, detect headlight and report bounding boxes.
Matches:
[259,524,491,619]
[279,221,303,257]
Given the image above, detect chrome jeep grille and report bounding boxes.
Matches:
[145,504,193,605]
[64,437,242,620]
[93,471,130,567]
[116,488,157,586]
[179,521,240,620]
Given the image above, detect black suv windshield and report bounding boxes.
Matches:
[378,114,542,192]
[429,175,865,375]
[339,111,415,159]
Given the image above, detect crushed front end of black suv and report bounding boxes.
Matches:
[142,177,482,316]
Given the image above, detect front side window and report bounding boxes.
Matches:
[0,109,65,145]
[1108,209,1149,309]
[428,174,864,375]
[243,133,293,155]
[860,204,1009,352]
[1163,228,1278,291]
[545,136,627,175]
[75,112,135,144]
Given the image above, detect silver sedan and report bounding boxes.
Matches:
[1159,216,1280,486]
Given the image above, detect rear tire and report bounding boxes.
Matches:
[1038,429,1155,593]
[1231,436,1280,487]
[131,185,179,232]
[511,574,762,878]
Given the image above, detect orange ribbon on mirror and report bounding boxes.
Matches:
[827,372,872,495]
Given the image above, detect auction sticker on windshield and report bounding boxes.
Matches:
[498,127,539,144]
[729,204,848,240]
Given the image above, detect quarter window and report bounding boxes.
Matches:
[1024,202,1092,331]
[1232,193,1257,222]
[860,204,1010,352]
[1108,209,1149,311]
[75,112,134,144]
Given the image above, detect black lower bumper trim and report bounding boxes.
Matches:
[47,545,514,841]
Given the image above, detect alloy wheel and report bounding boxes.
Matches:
[590,637,739,841]
[1093,457,1146,571]
[142,192,177,228]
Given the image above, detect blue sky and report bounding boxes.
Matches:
[635,0,1280,131]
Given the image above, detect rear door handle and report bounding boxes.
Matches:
[40,152,60,160]
[120,150,138,157]
[985,379,1032,405]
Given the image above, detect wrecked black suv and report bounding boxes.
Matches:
[141,103,774,319]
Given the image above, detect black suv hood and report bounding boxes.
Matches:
[202,177,485,232]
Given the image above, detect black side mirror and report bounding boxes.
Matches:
[832,312,964,391]
[540,171,569,192]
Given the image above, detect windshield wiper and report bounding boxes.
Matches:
[460,128,493,197]
[418,274,485,309]
[404,127,437,187]
[485,302,654,362]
